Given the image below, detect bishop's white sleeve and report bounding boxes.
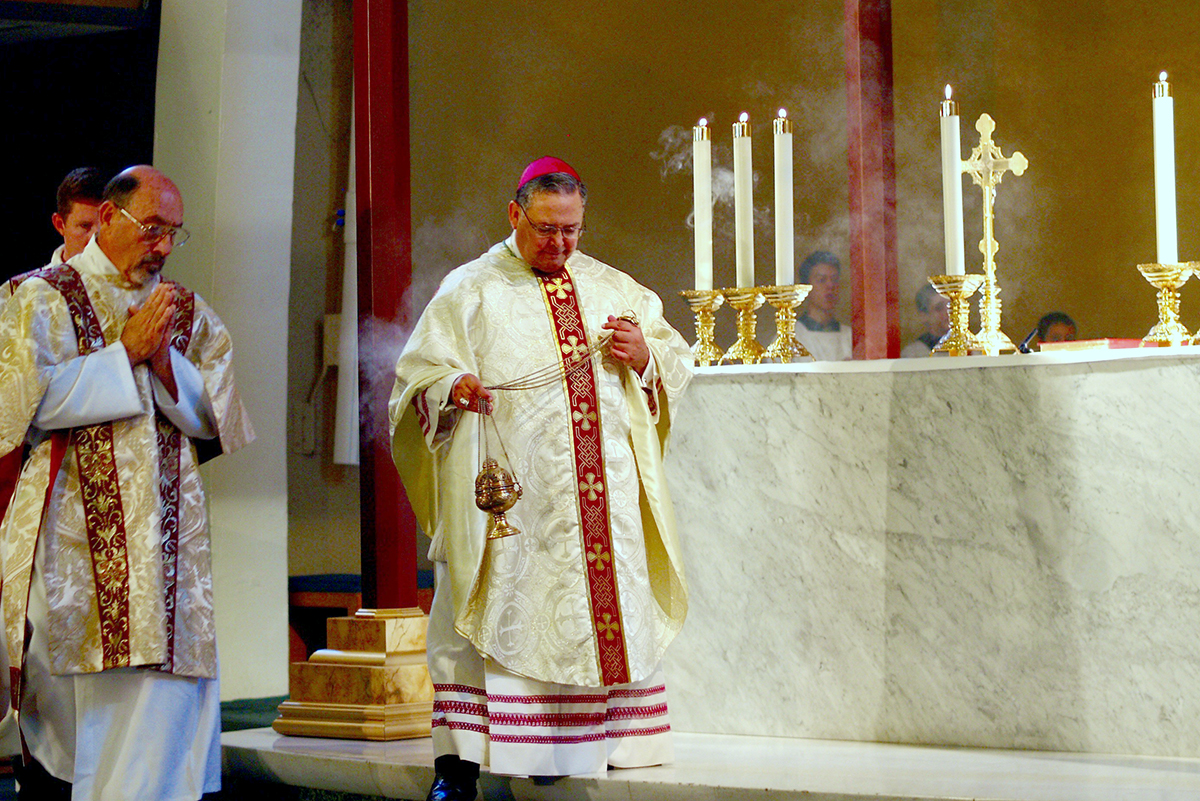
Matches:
[33,343,142,429]
[638,355,659,389]
[152,348,218,440]
[418,371,468,448]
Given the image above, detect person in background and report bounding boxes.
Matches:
[48,167,108,265]
[796,250,852,361]
[1037,311,1077,345]
[901,283,950,358]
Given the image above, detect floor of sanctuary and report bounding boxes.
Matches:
[221,728,1200,801]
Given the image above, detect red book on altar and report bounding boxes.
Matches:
[1039,338,1153,352]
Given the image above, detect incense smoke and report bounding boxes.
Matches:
[650,121,760,241]
[353,209,496,450]
[357,316,410,450]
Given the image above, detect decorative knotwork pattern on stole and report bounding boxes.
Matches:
[18,266,107,357]
[538,269,631,685]
[31,267,133,670]
[72,424,131,668]
[154,283,194,672]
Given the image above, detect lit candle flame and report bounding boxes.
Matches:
[945,84,952,100]
[739,112,749,123]
[698,117,707,127]
[778,108,787,119]
[1160,71,1169,82]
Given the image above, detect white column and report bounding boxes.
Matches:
[155,0,302,700]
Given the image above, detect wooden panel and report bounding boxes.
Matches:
[354,0,417,609]
[844,0,900,359]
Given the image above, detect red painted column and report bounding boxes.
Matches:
[845,0,900,359]
[353,0,417,609]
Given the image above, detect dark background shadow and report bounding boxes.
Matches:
[0,2,160,281]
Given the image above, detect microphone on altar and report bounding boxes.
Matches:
[1017,327,1038,353]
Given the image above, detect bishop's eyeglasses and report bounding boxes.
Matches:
[517,204,585,240]
[118,206,192,247]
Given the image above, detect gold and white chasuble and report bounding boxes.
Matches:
[390,238,692,690]
[0,239,254,689]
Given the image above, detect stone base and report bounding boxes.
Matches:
[273,607,433,741]
[273,700,432,740]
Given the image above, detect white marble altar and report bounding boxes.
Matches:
[662,348,1200,758]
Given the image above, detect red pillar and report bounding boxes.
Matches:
[845,0,900,359]
[353,0,417,609]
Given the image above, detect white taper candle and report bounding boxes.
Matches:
[940,85,966,276]
[733,112,754,287]
[1153,72,1179,265]
[693,119,713,290]
[773,109,794,286]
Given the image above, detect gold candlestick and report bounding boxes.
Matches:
[679,289,725,366]
[928,274,984,356]
[1137,262,1193,345]
[761,284,813,362]
[963,113,1027,356]
[719,287,766,364]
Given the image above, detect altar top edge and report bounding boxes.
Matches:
[696,346,1200,377]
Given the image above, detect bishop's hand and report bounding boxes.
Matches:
[602,314,649,375]
[451,373,494,414]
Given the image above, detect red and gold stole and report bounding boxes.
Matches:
[537,268,631,686]
[154,283,195,672]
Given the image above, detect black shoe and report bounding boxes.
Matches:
[426,772,478,801]
[16,757,72,801]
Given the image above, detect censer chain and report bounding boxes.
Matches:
[477,396,516,480]
[484,312,639,393]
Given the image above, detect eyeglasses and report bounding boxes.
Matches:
[117,206,191,246]
[518,204,584,240]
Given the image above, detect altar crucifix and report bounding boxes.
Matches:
[963,113,1028,356]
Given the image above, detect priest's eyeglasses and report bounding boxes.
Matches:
[117,206,192,247]
[517,204,584,240]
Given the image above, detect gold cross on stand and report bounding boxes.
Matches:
[962,113,1028,355]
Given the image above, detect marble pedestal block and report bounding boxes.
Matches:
[273,608,433,741]
[662,350,1200,758]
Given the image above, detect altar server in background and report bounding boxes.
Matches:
[796,250,853,361]
[901,283,951,358]
[1037,311,1077,345]
[48,166,108,265]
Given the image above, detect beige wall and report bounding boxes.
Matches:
[286,0,361,577]
[286,0,1200,574]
